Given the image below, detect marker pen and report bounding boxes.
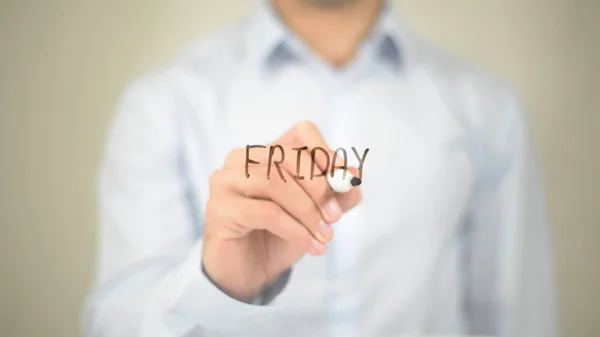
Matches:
[327,169,361,193]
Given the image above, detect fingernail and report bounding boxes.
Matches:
[311,238,326,255]
[324,199,342,222]
[316,219,333,243]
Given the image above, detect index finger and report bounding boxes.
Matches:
[277,121,362,208]
[276,121,339,177]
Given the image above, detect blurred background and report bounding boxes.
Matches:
[1,0,598,336]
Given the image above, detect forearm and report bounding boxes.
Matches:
[84,256,197,337]
[84,240,288,337]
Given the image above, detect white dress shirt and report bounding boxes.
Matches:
[83,1,557,336]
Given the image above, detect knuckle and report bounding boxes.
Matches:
[298,228,314,247]
[282,217,309,245]
[208,170,225,190]
[205,197,227,222]
[296,120,317,134]
[252,176,269,197]
[224,153,235,167]
[285,129,300,145]
[299,203,320,228]
[289,121,314,143]
[261,202,281,221]
[208,171,219,185]
[224,148,243,167]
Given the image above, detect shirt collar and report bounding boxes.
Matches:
[245,0,406,73]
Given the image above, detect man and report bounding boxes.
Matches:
[83,0,557,336]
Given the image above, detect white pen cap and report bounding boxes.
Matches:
[326,169,361,193]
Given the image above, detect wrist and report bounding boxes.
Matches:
[201,240,268,302]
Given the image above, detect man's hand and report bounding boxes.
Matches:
[201,121,362,302]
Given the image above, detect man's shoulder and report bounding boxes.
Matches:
[407,32,517,102]
[119,20,252,106]
[134,19,251,88]
[176,21,251,74]
[406,31,523,131]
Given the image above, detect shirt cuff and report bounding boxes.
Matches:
[160,239,291,332]
[201,259,291,306]
[253,268,292,305]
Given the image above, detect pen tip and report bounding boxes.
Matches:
[350,176,362,187]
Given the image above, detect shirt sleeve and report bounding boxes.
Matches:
[461,89,558,337]
[83,74,289,337]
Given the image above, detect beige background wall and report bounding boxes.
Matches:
[1,1,598,336]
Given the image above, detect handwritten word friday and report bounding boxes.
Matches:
[245,145,369,182]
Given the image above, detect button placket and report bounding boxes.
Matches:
[323,75,364,337]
